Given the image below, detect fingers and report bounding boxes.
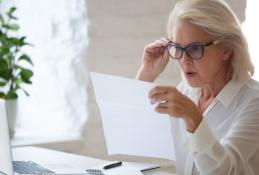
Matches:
[162,47,169,59]
[161,37,171,44]
[156,101,168,108]
[144,38,170,53]
[150,93,168,104]
[149,86,177,98]
[154,103,179,115]
[149,85,203,133]
[148,38,169,48]
[148,86,181,116]
[155,107,169,114]
[146,40,166,49]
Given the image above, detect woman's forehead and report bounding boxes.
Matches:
[171,21,211,45]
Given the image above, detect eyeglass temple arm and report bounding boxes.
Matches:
[205,40,220,46]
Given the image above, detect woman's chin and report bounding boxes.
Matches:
[185,78,203,88]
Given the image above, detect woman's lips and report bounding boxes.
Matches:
[184,72,197,78]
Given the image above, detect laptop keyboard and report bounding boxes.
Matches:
[13,161,55,174]
[86,169,106,175]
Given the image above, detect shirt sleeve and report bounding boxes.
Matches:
[185,98,259,175]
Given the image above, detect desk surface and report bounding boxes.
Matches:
[12,147,176,175]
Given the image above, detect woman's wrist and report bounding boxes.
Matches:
[135,66,158,82]
[184,113,203,133]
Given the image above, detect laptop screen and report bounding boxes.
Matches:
[0,100,14,175]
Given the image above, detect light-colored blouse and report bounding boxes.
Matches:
[171,78,259,175]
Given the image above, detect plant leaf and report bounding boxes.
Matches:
[7,7,17,20]
[9,15,18,20]
[0,69,10,80]
[0,14,4,26]
[0,59,10,80]
[18,54,33,65]
[6,90,18,99]
[19,36,26,45]
[0,81,7,86]
[20,68,33,84]
[9,23,19,31]
[0,47,10,57]
[7,37,20,46]
[8,7,17,15]
[0,58,8,70]
[22,88,29,96]
[19,36,33,47]
[0,92,6,99]
[2,24,19,31]
[14,78,23,86]
[0,32,8,44]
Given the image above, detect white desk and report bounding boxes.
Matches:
[12,147,176,175]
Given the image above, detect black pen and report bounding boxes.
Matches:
[103,161,122,170]
[140,166,161,172]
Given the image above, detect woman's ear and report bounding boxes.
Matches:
[221,48,233,61]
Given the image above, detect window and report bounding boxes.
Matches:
[243,1,259,80]
[4,0,89,137]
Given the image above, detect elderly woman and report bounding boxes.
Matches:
[136,0,259,174]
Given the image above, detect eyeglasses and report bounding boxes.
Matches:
[167,40,219,60]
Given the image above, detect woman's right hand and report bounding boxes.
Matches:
[136,38,170,82]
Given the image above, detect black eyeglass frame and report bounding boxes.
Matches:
[167,40,219,60]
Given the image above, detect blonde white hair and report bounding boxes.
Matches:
[167,0,254,81]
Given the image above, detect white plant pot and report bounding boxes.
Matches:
[5,100,18,138]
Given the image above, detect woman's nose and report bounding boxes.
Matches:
[179,52,193,65]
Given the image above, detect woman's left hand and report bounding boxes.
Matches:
[149,86,203,133]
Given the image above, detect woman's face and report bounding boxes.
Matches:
[172,21,231,87]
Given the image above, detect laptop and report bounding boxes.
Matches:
[0,99,90,175]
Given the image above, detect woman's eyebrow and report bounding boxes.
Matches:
[172,41,205,47]
[170,42,181,46]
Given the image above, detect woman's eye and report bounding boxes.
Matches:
[189,45,202,52]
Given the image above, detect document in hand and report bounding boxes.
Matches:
[90,72,175,160]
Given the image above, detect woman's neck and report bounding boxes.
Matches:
[198,68,231,113]
[201,62,232,100]
[201,80,227,100]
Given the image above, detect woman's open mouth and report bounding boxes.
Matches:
[184,71,197,78]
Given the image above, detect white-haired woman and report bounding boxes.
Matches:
[136,0,259,174]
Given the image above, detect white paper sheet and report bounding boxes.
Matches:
[90,72,175,160]
[88,161,159,175]
[105,167,143,175]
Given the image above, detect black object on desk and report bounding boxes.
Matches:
[140,166,161,172]
[86,169,105,175]
[103,161,122,170]
[86,161,122,175]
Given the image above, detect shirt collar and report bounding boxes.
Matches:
[216,79,247,108]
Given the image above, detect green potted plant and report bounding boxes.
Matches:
[0,1,33,137]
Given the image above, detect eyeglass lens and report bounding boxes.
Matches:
[168,43,204,59]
